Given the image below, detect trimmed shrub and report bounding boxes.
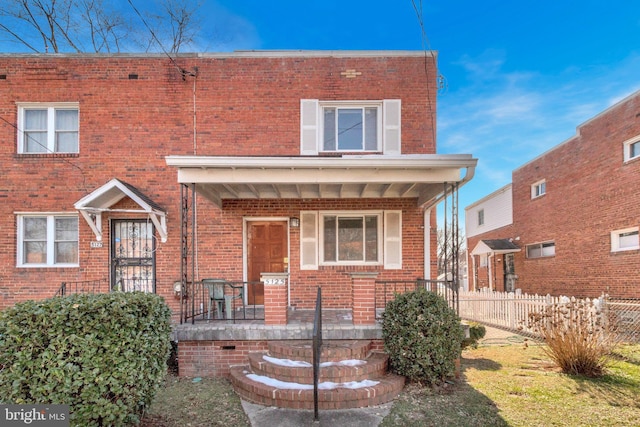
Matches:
[382,288,464,385]
[462,322,487,349]
[525,296,618,377]
[0,292,172,426]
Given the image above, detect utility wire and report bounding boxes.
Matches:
[126,0,196,78]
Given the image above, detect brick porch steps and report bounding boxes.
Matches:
[229,340,405,410]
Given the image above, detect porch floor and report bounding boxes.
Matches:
[174,308,382,342]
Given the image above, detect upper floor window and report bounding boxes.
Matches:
[611,227,639,252]
[17,214,79,267]
[526,241,555,259]
[623,135,640,162]
[531,180,546,199]
[17,103,79,153]
[322,105,379,151]
[477,209,485,226]
[301,99,401,156]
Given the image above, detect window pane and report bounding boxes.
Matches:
[55,132,78,152]
[338,217,363,261]
[55,241,78,263]
[337,109,363,150]
[24,241,47,264]
[364,108,377,150]
[323,216,337,262]
[55,109,78,130]
[527,246,541,258]
[619,231,639,248]
[25,109,47,130]
[542,242,555,256]
[55,217,78,240]
[323,108,336,151]
[24,217,47,239]
[24,131,48,152]
[631,142,640,158]
[365,216,378,261]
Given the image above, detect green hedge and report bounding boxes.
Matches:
[382,288,463,385]
[0,292,172,426]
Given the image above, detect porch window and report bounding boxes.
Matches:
[526,241,555,259]
[17,103,79,153]
[300,210,402,269]
[17,214,79,266]
[611,227,639,252]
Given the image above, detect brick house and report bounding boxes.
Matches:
[466,89,640,299]
[0,51,476,407]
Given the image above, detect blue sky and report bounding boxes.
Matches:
[202,0,640,212]
[2,0,639,214]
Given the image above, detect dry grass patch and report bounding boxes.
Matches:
[382,343,640,427]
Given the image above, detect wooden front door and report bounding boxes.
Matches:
[247,221,288,305]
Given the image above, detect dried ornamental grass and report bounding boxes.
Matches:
[525,296,618,377]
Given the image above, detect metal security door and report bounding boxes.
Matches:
[504,253,516,292]
[111,220,155,292]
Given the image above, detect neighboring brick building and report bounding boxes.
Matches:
[0,51,476,322]
[466,90,640,298]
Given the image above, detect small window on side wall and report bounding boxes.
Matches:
[477,209,484,226]
[526,241,555,259]
[611,227,639,252]
[623,135,640,162]
[531,180,546,199]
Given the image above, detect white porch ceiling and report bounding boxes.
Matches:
[165,154,477,208]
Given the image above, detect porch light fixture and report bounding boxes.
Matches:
[173,281,182,298]
[290,217,300,228]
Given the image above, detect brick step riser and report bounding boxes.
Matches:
[267,340,371,363]
[247,351,389,384]
[229,366,405,410]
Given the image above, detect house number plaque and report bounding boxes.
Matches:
[263,278,286,285]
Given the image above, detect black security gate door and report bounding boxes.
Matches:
[504,253,516,292]
[111,219,155,292]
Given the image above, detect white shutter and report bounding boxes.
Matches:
[383,99,401,155]
[384,210,402,269]
[300,211,318,270]
[300,99,319,155]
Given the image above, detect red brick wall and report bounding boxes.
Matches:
[466,225,517,292]
[511,92,640,298]
[0,53,438,310]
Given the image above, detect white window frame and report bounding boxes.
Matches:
[623,135,640,162]
[16,213,79,267]
[300,210,402,269]
[300,99,401,155]
[319,211,383,266]
[531,179,546,199]
[479,254,488,267]
[17,102,79,154]
[611,227,639,252]
[526,241,555,259]
[477,209,485,226]
[320,101,382,152]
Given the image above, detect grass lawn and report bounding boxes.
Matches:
[142,343,640,426]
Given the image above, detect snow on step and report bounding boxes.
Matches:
[245,371,380,390]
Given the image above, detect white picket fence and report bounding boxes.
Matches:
[456,289,606,337]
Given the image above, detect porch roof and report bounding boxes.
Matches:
[74,178,168,242]
[472,239,521,256]
[165,154,477,208]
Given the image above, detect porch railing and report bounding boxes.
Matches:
[375,279,459,320]
[56,278,109,296]
[312,286,322,422]
[181,280,265,324]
